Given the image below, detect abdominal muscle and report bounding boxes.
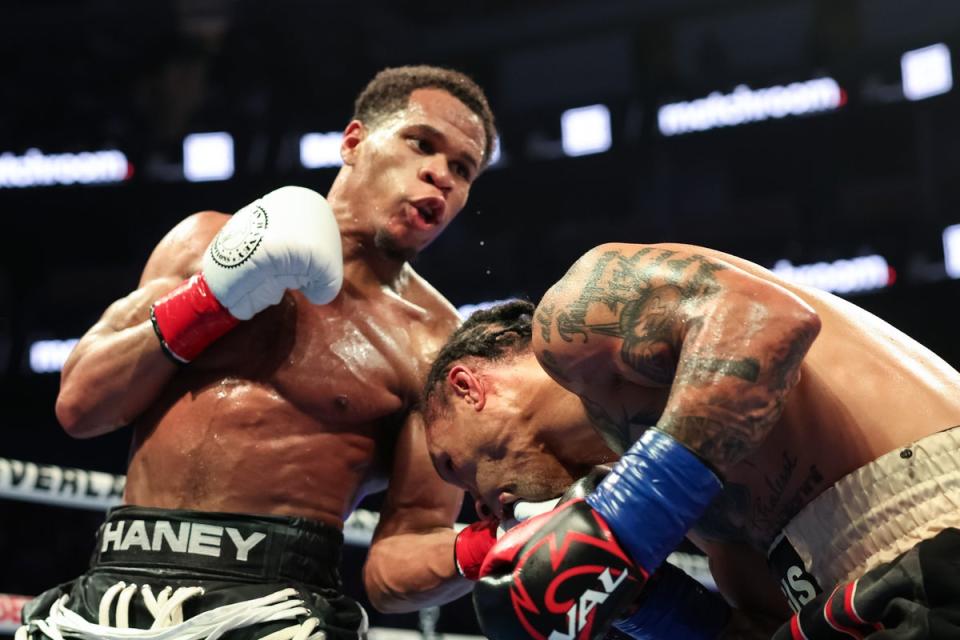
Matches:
[123,378,391,529]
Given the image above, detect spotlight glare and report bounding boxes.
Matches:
[902,43,953,102]
[183,132,235,182]
[561,104,612,157]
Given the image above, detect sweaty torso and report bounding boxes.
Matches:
[125,268,456,528]
[561,247,960,551]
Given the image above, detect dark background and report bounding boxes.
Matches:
[2,0,960,636]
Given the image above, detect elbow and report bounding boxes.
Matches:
[794,301,822,341]
[767,291,821,355]
[55,386,112,439]
[55,391,91,438]
[785,300,822,364]
[363,566,413,614]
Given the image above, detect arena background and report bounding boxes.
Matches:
[2,0,960,637]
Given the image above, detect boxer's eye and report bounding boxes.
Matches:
[409,136,434,154]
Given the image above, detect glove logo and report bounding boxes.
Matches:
[546,567,630,640]
[210,204,268,268]
[507,502,643,640]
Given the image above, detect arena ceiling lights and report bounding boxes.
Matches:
[561,104,612,156]
[657,77,845,136]
[300,132,344,169]
[183,132,235,182]
[942,224,960,279]
[901,43,953,102]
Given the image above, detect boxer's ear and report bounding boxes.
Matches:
[448,365,486,410]
[340,121,366,166]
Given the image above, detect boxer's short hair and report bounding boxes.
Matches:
[423,300,533,419]
[353,65,497,168]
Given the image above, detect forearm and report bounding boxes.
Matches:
[364,527,473,613]
[657,290,820,473]
[56,284,180,437]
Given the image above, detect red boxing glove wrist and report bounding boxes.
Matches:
[150,273,240,363]
[454,518,499,580]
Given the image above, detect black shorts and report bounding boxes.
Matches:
[773,527,960,639]
[19,506,367,639]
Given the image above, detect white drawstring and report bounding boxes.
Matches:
[15,585,329,640]
[115,583,140,628]
[99,581,129,626]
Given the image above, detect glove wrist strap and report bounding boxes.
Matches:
[454,520,498,580]
[586,428,722,571]
[151,273,240,363]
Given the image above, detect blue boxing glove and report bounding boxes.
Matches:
[586,428,722,578]
[614,563,730,639]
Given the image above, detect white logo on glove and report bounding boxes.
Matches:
[549,567,630,640]
[209,204,268,268]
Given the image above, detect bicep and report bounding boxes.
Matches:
[373,412,464,541]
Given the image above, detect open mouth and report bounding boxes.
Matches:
[411,198,444,225]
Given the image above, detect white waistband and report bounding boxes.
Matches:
[777,426,960,589]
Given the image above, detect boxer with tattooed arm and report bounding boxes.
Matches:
[423,242,960,640]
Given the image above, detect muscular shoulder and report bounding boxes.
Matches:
[140,210,229,284]
[399,264,461,340]
[531,242,751,387]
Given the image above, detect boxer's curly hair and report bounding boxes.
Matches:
[353,65,497,169]
[422,300,534,420]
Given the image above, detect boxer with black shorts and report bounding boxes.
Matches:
[421,242,960,639]
[18,66,502,640]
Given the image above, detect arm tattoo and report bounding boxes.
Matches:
[535,303,555,343]
[677,355,761,385]
[581,395,658,453]
[553,249,734,384]
[657,415,761,468]
[550,246,815,470]
[660,322,815,468]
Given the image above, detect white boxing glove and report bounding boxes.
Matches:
[203,185,343,320]
[150,186,342,363]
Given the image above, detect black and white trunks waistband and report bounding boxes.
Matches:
[90,505,344,589]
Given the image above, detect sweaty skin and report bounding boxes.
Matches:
[534,242,960,550]
[425,241,960,635]
[56,88,487,613]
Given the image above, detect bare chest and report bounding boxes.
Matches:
[195,292,430,424]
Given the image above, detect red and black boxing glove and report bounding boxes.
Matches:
[473,499,646,640]
[473,466,730,640]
